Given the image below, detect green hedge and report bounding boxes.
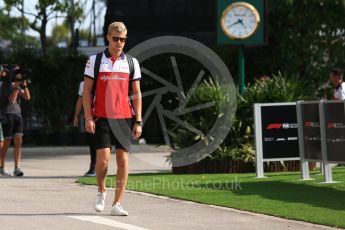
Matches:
[170,73,319,163]
[2,48,87,133]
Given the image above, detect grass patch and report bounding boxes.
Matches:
[78,167,345,228]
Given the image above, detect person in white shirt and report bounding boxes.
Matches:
[83,21,142,216]
[329,68,345,100]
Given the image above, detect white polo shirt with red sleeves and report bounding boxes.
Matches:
[333,81,345,100]
[84,49,141,119]
[78,81,84,97]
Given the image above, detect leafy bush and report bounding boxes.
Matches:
[227,72,318,162]
[5,48,87,133]
[170,78,229,150]
[170,72,318,164]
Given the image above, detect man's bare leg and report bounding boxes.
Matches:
[0,139,11,168]
[13,135,22,168]
[96,148,111,193]
[113,148,129,204]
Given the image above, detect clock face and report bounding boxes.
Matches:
[221,2,260,40]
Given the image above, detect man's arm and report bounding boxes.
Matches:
[83,77,95,133]
[73,96,83,127]
[131,80,142,139]
[8,82,21,103]
[19,80,30,101]
[132,80,142,121]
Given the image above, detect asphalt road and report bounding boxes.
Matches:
[0,146,340,230]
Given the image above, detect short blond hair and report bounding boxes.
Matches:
[107,21,127,34]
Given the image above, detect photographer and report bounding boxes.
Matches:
[0,68,7,164]
[0,65,30,177]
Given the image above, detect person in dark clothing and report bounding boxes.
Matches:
[0,66,30,176]
[73,80,96,176]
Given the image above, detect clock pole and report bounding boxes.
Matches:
[238,45,245,95]
[218,1,265,94]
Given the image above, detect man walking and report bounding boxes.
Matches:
[83,21,142,216]
[0,68,7,166]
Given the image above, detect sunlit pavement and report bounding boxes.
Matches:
[0,146,339,230]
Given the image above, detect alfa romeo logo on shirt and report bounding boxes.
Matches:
[110,36,236,167]
[100,75,127,81]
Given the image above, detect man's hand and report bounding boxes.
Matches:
[85,119,96,134]
[13,81,21,88]
[132,123,142,140]
[22,80,28,87]
[73,117,79,127]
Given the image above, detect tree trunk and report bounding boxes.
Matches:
[68,0,75,48]
[40,13,48,56]
[68,16,75,48]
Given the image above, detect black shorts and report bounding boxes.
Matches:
[2,114,23,139]
[94,118,132,151]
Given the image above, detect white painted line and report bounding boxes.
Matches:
[67,215,149,230]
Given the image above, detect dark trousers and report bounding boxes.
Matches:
[85,132,96,169]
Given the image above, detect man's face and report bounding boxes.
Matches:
[107,31,127,53]
[329,73,340,87]
[0,70,7,78]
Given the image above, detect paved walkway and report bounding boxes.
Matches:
[0,146,340,230]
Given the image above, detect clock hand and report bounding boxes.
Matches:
[238,19,247,29]
[227,19,241,28]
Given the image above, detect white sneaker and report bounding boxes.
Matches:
[94,192,106,212]
[0,167,11,177]
[111,202,129,216]
[13,168,24,177]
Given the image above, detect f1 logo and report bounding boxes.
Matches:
[266,123,282,129]
[305,121,312,128]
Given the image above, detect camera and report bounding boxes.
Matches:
[0,64,32,124]
[0,64,32,83]
[0,64,11,82]
[13,68,32,83]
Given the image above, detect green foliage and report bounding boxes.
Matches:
[4,0,83,54]
[5,48,87,132]
[0,6,36,47]
[226,125,255,163]
[215,0,345,88]
[59,0,84,20]
[170,73,317,163]
[275,0,345,84]
[0,8,23,39]
[235,72,317,130]
[170,78,227,150]
[245,72,316,102]
[227,73,318,162]
[34,49,86,131]
[50,23,70,45]
[79,167,345,229]
[78,29,93,41]
[241,0,345,89]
